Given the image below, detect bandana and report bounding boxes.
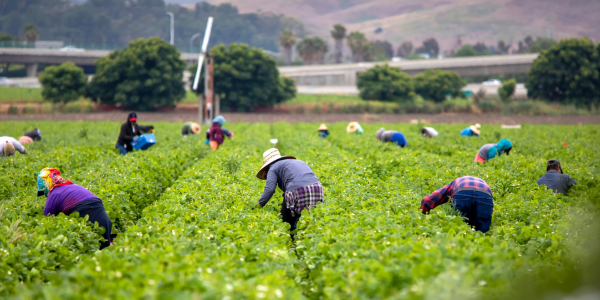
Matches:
[37,168,73,197]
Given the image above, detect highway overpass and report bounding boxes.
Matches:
[0,48,537,83]
[279,54,537,86]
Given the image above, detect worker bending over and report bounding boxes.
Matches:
[346,122,364,134]
[116,112,154,155]
[181,122,201,137]
[37,168,113,249]
[206,116,234,151]
[0,136,27,157]
[318,124,330,138]
[376,128,407,147]
[475,138,513,163]
[19,128,42,144]
[537,159,577,195]
[421,127,438,138]
[461,124,481,137]
[256,148,324,235]
[421,176,493,233]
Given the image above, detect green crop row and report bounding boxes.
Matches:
[0,121,221,296]
[1,121,599,299]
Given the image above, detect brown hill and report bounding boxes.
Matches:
[204,0,600,53]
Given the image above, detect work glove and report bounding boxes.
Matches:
[150,128,155,133]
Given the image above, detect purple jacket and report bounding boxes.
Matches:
[44,184,101,216]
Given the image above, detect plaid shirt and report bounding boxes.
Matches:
[284,183,324,217]
[421,176,492,213]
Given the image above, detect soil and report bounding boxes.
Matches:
[2,112,599,124]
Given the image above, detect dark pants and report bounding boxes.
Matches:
[67,199,113,249]
[452,190,493,233]
[115,143,128,155]
[280,201,300,232]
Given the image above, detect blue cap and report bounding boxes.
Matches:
[212,115,227,126]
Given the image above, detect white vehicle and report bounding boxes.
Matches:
[59,45,85,52]
[482,79,502,86]
[0,77,17,86]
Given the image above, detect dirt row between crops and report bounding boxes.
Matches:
[2,112,600,124]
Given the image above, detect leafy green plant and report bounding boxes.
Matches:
[357,64,414,102]
[414,69,466,103]
[498,78,516,104]
[39,62,87,105]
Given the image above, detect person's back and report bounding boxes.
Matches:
[269,159,319,193]
[537,171,576,195]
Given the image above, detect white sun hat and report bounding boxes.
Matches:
[470,123,481,135]
[318,123,328,131]
[256,148,296,180]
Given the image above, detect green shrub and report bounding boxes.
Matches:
[39,62,87,105]
[498,79,516,104]
[357,64,414,102]
[88,37,186,111]
[526,37,600,108]
[22,105,36,114]
[7,105,19,115]
[413,69,466,103]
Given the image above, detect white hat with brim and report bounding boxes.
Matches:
[256,148,295,180]
[470,123,481,135]
[318,123,328,131]
[191,123,201,134]
[347,122,360,133]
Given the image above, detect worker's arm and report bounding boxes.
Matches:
[487,146,498,160]
[43,196,59,217]
[11,141,27,154]
[222,129,234,139]
[420,182,452,214]
[566,175,577,189]
[257,170,277,207]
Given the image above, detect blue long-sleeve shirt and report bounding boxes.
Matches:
[258,159,320,206]
[537,171,577,195]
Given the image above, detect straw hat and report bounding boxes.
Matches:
[346,122,360,133]
[318,123,328,131]
[3,142,15,156]
[190,123,201,134]
[470,123,481,135]
[19,136,34,144]
[256,148,295,180]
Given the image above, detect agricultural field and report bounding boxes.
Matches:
[0,121,599,299]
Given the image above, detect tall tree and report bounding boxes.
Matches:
[497,40,511,54]
[347,31,369,62]
[415,37,439,58]
[330,23,346,64]
[374,40,393,59]
[396,41,413,58]
[22,24,39,43]
[279,29,296,66]
[296,36,328,65]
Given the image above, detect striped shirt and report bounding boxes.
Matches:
[421,176,492,213]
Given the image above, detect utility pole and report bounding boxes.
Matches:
[189,32,201,53]
[166,12,174,45]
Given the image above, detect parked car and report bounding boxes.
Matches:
[482,79,502,86]
[59,45,85,52]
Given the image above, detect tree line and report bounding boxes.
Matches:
[0,0,307,52]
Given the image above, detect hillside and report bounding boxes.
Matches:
[195,0,600,53]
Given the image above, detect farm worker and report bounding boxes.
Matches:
[116,112,154,155]
[18,128,42,144]
[537,159,577,195]
[37,168,113,249]
[206,115,234,151]
[318,123,330,138]
[346,122,363,134]
[255,148,324,233]
[461,123,481,137]
[181,122,201,137]
[474,138,513,163]
[421,126,438,138]
[0,136,27,157]
[376,128,407,147]
[421,176,493,233]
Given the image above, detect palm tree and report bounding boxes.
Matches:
[346,31,368,62]
[330,24,346,64]
[296,37,328,65]
[279,29,296,66]
[22,24,39,44]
